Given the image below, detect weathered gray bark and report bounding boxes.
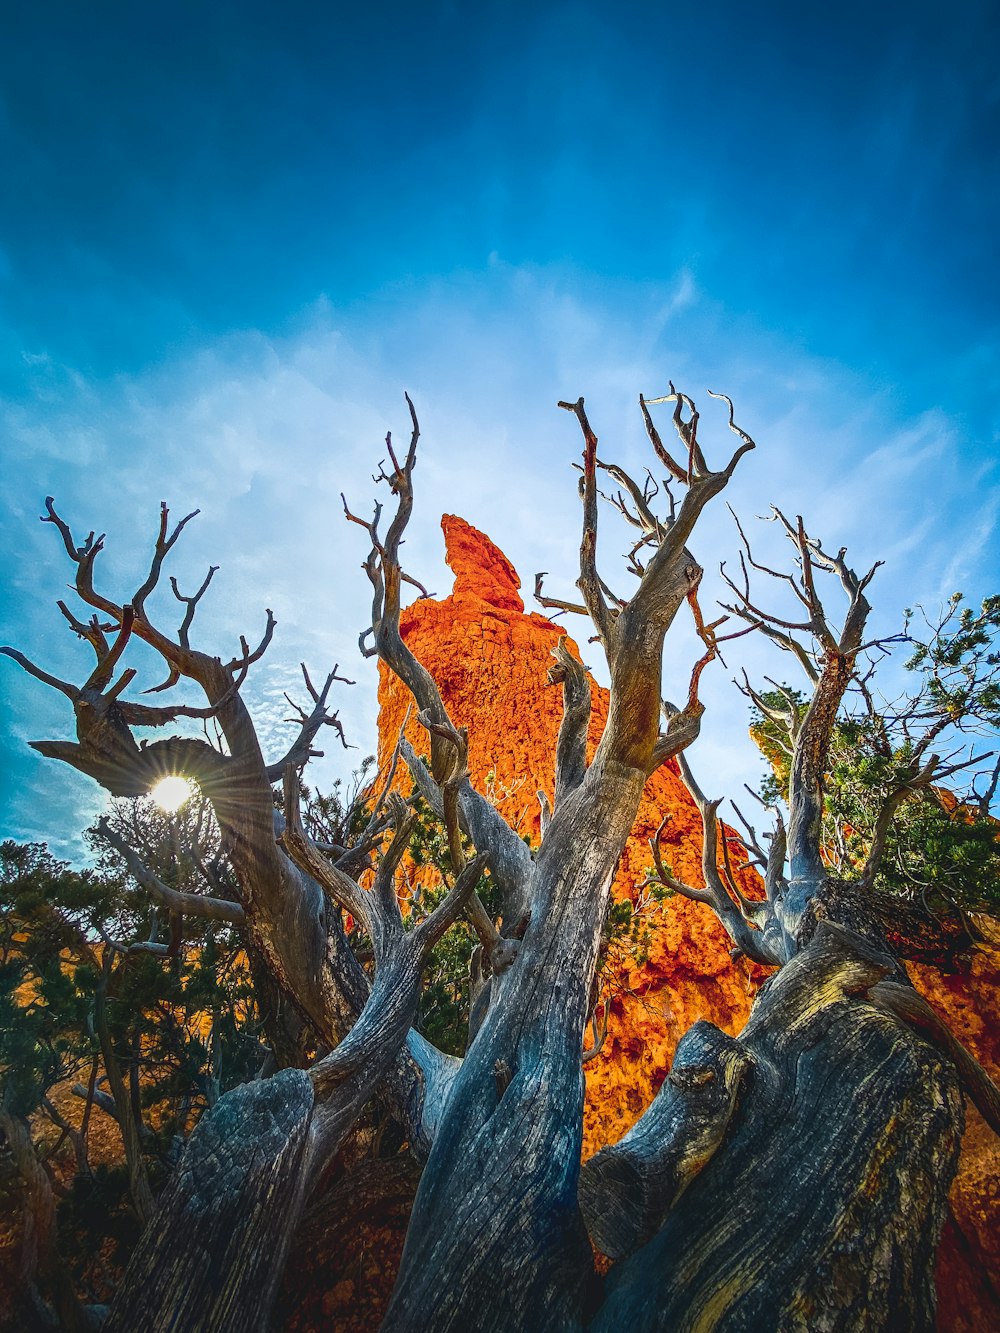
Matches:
[579,1022,750,1260]
[6,395,996,1333]
[0,495,476,1330]
[383,765,648,1330]
[376,401,994,1332]
[380,394,754,1329]
[574,503,995,1332]
[103,1070,315,1333]
[592,924,965,1332]
[100,778,481,1333]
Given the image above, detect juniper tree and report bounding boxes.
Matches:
[3,389,998,1332]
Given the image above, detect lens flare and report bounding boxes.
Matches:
[150,775,195,813]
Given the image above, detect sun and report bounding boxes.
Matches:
[150,775,196,814]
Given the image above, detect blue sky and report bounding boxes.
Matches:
[2,0,999,860]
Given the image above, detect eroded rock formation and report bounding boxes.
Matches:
[375,514,1000,1331]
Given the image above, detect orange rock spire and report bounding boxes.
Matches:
[440,514,524,613]
[378,515,765,1151]
[376,515,1000,1329]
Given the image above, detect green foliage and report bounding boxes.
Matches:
[0,841,98,1118]
[904,593,1000,724]
[604,895,657,969]
[823,734,1000,912]
[299,755,377,849]
[0,815,268,1295]
[749,593,1000,913]
[403,796,501,1056]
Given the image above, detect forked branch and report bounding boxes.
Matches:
[647,753,783,966]
[282,761,491,974]
[343,397,532,933]
[265,663,353,781]
[557,397,615,645]
[550,389,755,780]
[724,511,879,888]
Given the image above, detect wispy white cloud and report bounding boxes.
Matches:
[3,261,998,855]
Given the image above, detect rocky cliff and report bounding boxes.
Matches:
[374,514,1000,1332]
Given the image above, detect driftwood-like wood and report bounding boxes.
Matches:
[103,1070,315,1333]
[6,392,998,1333]
[99,783,481,1333]
[593,924,965,1332]
[578,1022,750,1260]
[379,393,755,1331]
[0,498,452,1152]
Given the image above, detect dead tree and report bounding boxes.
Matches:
[99,775,483,1333]
[362,392,996,1331]
[1,494,472,1328]
[4,389,998,1331]
[579,505,1000,1330]
[358,391,754,1329]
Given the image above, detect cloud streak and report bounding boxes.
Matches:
[3,262,998,858]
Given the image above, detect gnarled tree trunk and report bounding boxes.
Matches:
[5,392,998,1333]
[103,1070,315,1333]
[591,924,965,1332]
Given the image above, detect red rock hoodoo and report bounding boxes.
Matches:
[378,515,764,1156]
[376,515,1000,1332]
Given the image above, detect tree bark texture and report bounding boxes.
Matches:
[103,1070,314,1333]
[382,766,648,1331]
[592,924,965,1333]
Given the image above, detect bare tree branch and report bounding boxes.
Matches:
[0,647,79,700]
[548,637,591,806]
[96,818,246,926]
[533,572,589,620]
[648,752,783,966]
[557,398,615,645]
[344,397,533,931]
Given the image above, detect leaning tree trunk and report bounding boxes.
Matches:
[102,1070,316,1333]
[376,394,758,1329]
[586,923,965,1332]
[381,763,650,1331]
[101,817,481,1333]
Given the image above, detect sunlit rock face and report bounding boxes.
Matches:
[376,514,1000,1331]
[913,946,1000,1331]
[377,515,765,1157]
